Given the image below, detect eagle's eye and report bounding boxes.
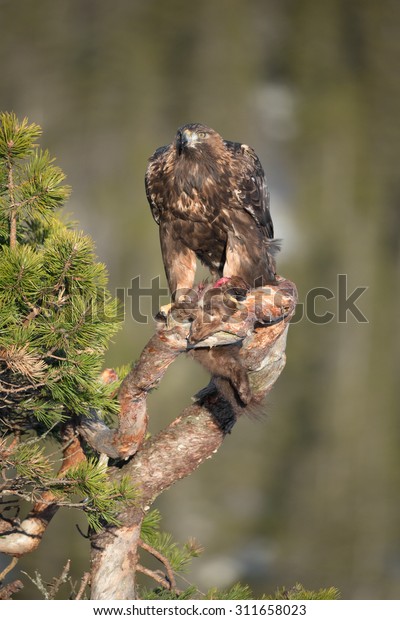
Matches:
[197,131,208,139]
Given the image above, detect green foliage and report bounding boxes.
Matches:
[0,112,126,533]
[139,586,198,600]
[140,507,163,539]
[263,583,340,600]
[0,112,41,160]
[0,439,53,506]
[206,583,254,600]
[0,112,121,430]
[206,582,340,601]
[1,442,137,529]
[140,576,340,601]
[141,509,204,573]
[62,460,137,531]
[20,149,70,219]
[12,442,53,482]
[139,512,339,601]
[139,512,340,601]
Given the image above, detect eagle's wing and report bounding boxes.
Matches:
[145,145,169,225]
[224,140,274,239]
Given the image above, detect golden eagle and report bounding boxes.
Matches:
[145,123,278,299]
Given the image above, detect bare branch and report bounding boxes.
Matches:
[75,572,90,600]
[0,579,24,600]
[47,559,71,599]
[79,331,184,459]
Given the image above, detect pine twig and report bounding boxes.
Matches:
[21,570,49,599]
[22,561,71,600]
[47,560,70,599]
[6,154,17,249]
[137,564,172,591]
[139,539,177,590]
[0,424,86,556]
[75,572,90,600]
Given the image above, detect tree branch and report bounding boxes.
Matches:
[90,278,297,599]
[6,153,17,249]
[136,564,171,591]
[78,333,184,459]
[80,278,296,460]
[75,572,90,600]
[0,424,86,556]
[139,539,177,591]
[0,579,24,600]
[0,556,18,583]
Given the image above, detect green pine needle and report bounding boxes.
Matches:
[141,509,203,573]
[207,583,254,600]
[62,459,138,531]
[0,112,122,432]
[0,112,41,160]
[141,508,162,539]
[12,443,53,483]
[20,149,71,218]
[139,586,198,600]
[0,245,43,305]
[263,583,341,600]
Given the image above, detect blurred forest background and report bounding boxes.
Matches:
[1,0,400,600]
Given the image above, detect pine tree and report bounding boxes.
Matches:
[0,112,130,534]
[0,113,120,430]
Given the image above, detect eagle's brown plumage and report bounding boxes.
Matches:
[145,123,278,299]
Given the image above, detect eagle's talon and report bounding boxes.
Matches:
[224,293,241,309]
[175,294,197,308]
[156,302,173,320]
[155,311,167,323]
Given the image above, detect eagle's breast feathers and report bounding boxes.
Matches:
[145,123,278,295]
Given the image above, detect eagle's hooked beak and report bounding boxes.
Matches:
[178,129,198,154]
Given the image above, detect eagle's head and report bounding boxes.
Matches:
[175,123,222,157]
